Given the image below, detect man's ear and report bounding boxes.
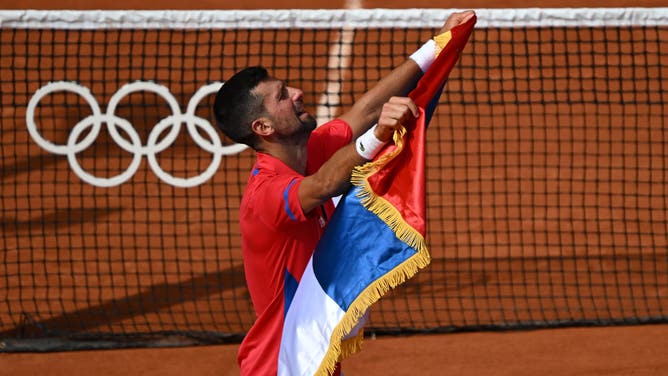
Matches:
[251,117,274,137]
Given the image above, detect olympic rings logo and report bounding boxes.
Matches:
[26,81,247,188]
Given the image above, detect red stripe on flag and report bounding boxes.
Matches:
[367,16,477,236]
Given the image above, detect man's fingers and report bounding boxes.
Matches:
[441,10,475,33]
[374,98,419,142]
[379,105,418,131]
[380,105,415,125]
[459,10,475,25]
[387,97,419,118]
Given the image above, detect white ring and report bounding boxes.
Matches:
[26,82,103,155]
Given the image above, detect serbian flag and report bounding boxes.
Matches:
[278,16,476,375]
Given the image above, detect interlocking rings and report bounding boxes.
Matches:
[26,81,247,188]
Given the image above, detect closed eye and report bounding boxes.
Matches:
[276,82,289,101]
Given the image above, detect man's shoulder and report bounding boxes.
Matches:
[308,118,352,146]
[313,118,351,135]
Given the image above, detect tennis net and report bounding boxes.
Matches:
[1,8,667,351]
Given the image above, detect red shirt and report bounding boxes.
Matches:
[237,119,352,375]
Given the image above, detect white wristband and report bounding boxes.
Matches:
[409,39,437,73]
[355,124,387,160]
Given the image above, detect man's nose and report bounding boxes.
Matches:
[289,87,303,102]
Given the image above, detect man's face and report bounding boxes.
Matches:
[254,78,317,139]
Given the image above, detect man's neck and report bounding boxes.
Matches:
[258,138,308,175]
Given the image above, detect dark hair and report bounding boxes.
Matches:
[213,66,269,148]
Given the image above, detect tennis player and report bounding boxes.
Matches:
[213,9,475,376]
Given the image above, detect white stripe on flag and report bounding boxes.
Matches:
[278,257,345,376]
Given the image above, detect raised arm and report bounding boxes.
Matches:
[338,10,476,139]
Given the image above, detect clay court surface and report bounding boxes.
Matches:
[2,0,667,375]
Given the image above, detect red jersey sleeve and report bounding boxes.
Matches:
[306,118,352,174]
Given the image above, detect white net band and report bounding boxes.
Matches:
[1,8,667,30]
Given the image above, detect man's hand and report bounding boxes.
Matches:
[439,10,475,34]
[374,96,419,142]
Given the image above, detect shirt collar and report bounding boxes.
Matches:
[254,152,303,176]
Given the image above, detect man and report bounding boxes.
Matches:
[214,9,475,375]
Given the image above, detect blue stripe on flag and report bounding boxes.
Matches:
[424,81,447,126]
[311,188,419,311]
[283,269,299,318]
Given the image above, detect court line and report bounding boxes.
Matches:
[315,0,362,125]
